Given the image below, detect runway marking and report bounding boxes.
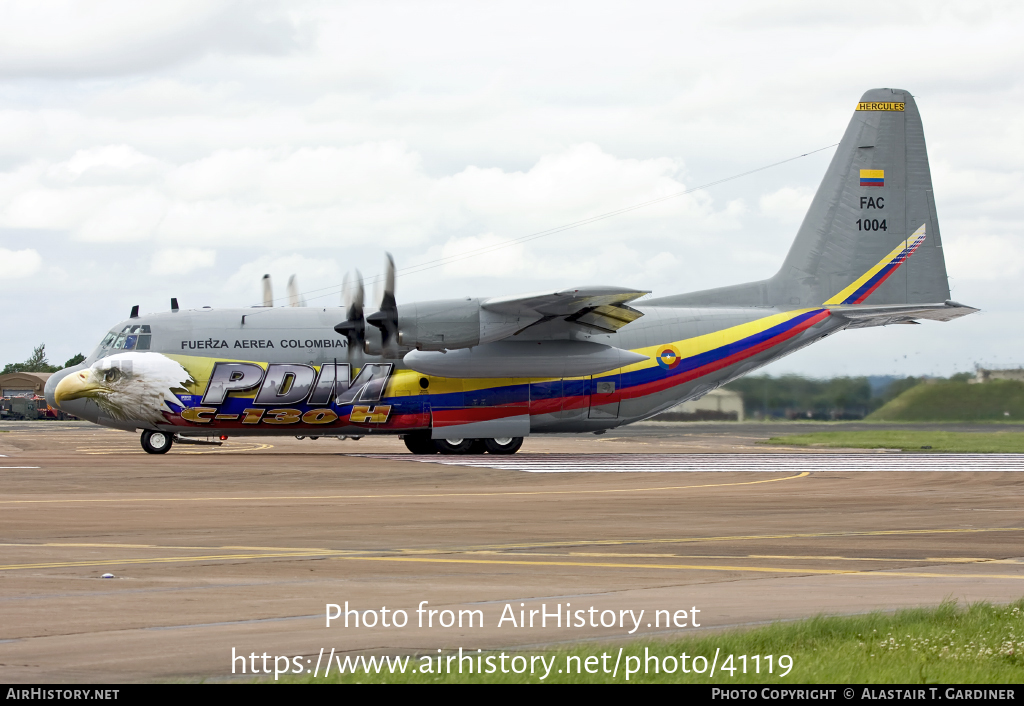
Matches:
[6,549,1024,581]
[0,467,39,469]
[7,542,1019,567]
[4,527,1022,569]
[437,527,1024,552]
[332,555,1024,581]
[0,471,808,504]
[76,442,275,455]
[0,551,338,571]
[354,452,1024,472]
[472,551,1024,565]
[0,541,371,556]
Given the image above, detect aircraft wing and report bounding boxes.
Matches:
[482,286,650,334]
[829,300,978,328]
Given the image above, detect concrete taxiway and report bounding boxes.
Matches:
[1,421,1023,682]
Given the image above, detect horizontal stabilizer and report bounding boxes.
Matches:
[830,300,978,329]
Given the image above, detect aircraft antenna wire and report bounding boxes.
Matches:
[252,142,838,309]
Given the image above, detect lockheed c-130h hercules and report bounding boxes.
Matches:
[46,88,976,455]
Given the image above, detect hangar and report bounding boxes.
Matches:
[0,371,51,398]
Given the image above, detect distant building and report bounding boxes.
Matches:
[970,368,1024,384]
[0,372,52,398]
[657,388,744,421]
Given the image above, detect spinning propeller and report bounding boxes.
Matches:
[334,269,366,356]
[334,254,400,359]
[366,253,399,358]
[260,274,307,307]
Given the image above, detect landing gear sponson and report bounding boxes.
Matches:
[402,432,523,455]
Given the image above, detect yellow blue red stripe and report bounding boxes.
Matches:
[824,225,927,306]
[164,306,834,430]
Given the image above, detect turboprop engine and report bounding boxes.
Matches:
[396,299,533,351]
[334,254,651,378]
[334,254,539,356]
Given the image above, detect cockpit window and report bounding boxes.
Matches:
[102,326,152,351]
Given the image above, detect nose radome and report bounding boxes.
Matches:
[45,364,85,408]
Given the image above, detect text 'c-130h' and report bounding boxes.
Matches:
[47,88,976,455]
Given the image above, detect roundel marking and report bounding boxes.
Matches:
[657,345,681,370]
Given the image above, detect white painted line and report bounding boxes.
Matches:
[0,467,40,469]
[353,453,1024,473]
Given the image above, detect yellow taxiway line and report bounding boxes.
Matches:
[0,471,808,504]
[333,555,1024,580]
[5,549,1024,582]
[445,526,1024,552]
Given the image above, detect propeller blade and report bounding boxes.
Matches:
[367,253,399,357]
[336,269,366,359]
[381,252,396,311]
[261,274,273,307]
[287,275,302,307]
[343,270,364,315]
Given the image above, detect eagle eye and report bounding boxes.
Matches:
[104,368,121,384]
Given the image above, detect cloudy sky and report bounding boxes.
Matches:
[1,0,1021,376]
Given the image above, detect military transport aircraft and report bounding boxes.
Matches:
[46,88,976,455]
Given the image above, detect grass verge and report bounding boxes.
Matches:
[761,430,1024,453]
[279,600,1024,683]
[869,380,1024,422]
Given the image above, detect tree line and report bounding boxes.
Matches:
[723,373,972,420]
[2,344,85,375]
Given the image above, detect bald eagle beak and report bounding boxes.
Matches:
[54,370,102,406]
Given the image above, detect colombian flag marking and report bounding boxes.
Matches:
[860,169,884,187]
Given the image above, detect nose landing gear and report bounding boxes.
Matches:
[140,430,173,454]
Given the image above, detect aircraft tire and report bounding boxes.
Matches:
[467,439,487,454]
[403,432,437,455]
[141,430,173,455]
[433,438,475,455]
[484,437,523,454]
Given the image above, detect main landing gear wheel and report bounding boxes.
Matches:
[141,430,173,455]
[403,432,437,455]
[433,438,475,455]
[484,437,523,454]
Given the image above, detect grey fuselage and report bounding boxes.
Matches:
[46,300,841,437]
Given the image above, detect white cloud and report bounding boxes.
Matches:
[47,145,166,185]
[1,0,1023,374]
[150,248,216,276]
[0,1,304,77]
[945,233,1024,280]
[0,248,42,279]
[759,187,813,224]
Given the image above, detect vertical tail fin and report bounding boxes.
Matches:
[774,87,950,307]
